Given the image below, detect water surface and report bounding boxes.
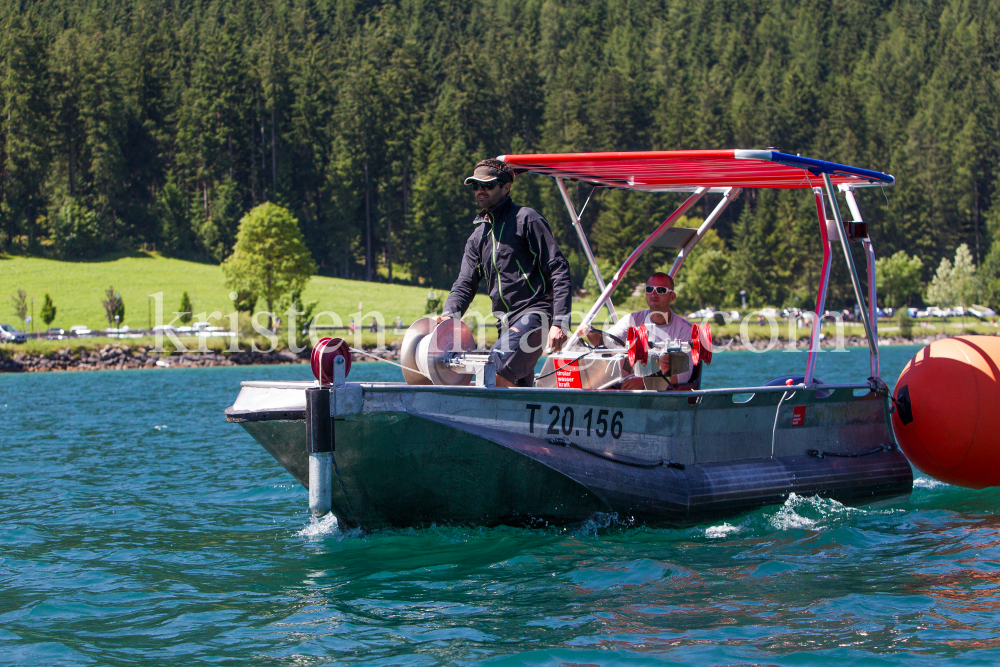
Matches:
[3,345,1000,665]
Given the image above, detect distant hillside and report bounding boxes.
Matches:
[2,254,491,331]
[0,0,997,311]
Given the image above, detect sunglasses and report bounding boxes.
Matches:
[468,181,500,191]
[645,285,674,295]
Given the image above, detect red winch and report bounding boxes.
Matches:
[310,337,352,384]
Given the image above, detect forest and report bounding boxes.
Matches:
[1,0,998,311]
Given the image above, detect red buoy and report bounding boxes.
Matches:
[892,335,1000,489]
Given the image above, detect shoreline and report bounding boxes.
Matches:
[0,333,978,374]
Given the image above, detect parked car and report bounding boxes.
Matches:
[687,309,739,324]
[46,328,66,340]
[70,325,93,337]
[0,323,27,343]
[969,305,997,319]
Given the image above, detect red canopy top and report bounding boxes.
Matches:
[497,149,894,191]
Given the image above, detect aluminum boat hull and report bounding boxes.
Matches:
[226,381,912,530]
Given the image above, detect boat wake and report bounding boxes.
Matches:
[296,513,362,540]
[571,512,633,539]
[766,492,866,531]
[913,476,950,490]
[705,522,741,538]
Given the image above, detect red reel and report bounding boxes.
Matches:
[690,323,714,366]
[310,337,352,384]
[627,324,650,367]
[690,324,701,366]
[701,322,713,365]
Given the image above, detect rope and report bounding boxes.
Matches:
[547,436,685,470]
[771,390,793,458]
[347,345,424,376]
[808,443,895,459]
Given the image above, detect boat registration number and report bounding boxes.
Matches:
[526,404,624,439]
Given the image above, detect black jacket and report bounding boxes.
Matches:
[442,196,572,329]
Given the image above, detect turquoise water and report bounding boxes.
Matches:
[4,345,1000,665]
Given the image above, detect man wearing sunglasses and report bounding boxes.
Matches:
[575,272,694,389]
[438,158,572,387]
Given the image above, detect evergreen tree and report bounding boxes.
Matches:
[199,178,244,261]
[0,14,52,249]
[178,291,193,325]
[40,293,56,328]
[725,203,785,308]
[102,287,124,327]
[0,0,995,312]
[156,180,195,256]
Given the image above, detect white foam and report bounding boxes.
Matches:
[705,523,741,538]
[767,492,861,531]
[770,497,817,530]
[297,513,340,538]
[913,477,950,489]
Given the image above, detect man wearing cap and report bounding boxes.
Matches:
[438,158,572,387]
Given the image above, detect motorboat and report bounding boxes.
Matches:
[226,150,911,530]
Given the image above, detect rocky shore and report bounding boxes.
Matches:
[0,341,403,373]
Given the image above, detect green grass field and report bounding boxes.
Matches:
[2,252,493,332]
[4,253,998,346]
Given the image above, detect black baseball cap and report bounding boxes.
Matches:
[464,164,512,186]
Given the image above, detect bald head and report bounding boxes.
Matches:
[647,272,674,289]
[645,271,676,316]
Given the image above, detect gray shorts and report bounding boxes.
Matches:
[492,312,545,387]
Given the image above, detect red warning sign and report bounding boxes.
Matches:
[791,404,806,426]
[555,359,582,389]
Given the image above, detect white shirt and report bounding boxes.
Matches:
[604,309,694,384]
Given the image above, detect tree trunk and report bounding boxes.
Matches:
[974,179,980,266]
[271,107,277,195]
[68,127,76,197]
[364,159,372,281]
[260,101,267,201]
[393,166,406,283]
[266,272,273,331]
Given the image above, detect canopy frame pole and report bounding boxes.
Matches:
[668,187,741,278]
[823,173,879,379]
[556,177,618,324]
[841,184,879,379]
[805,187,833,386]
[565,187,709,350]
